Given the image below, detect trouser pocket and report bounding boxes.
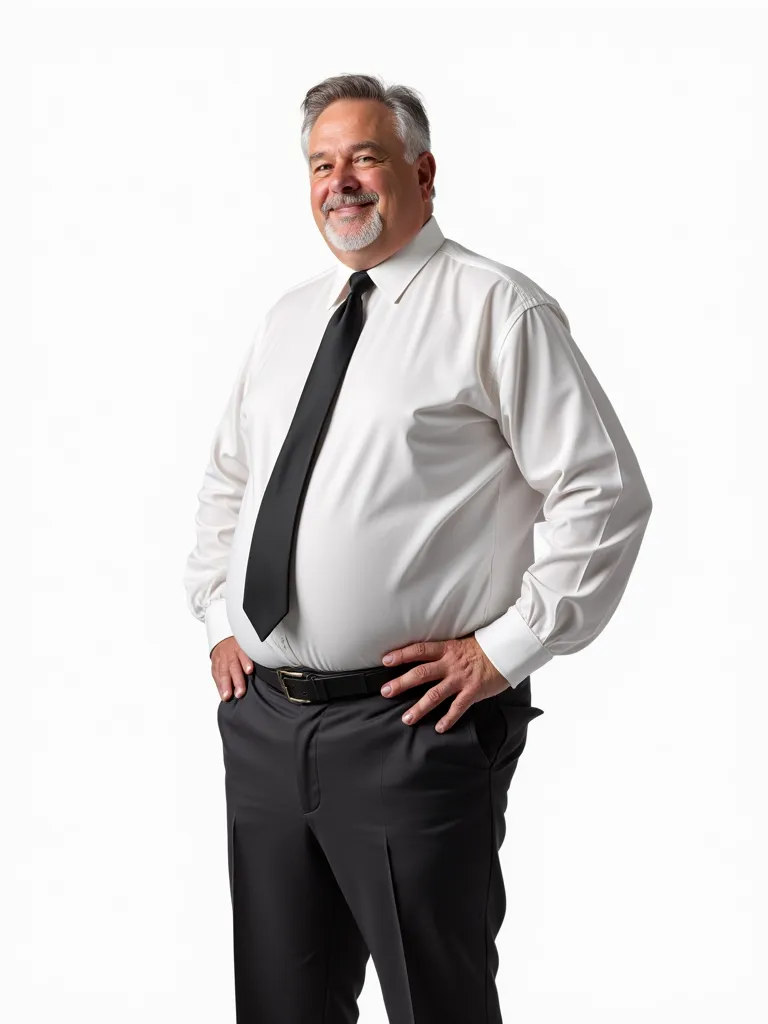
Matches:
[473,689,545,769]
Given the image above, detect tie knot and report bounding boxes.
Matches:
[348,270,375,296]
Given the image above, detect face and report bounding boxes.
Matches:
[308,98,436,268]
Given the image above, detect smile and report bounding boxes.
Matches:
[332,203,373,214]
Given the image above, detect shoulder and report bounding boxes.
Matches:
[438,236,570,330]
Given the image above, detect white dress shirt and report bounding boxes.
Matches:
[183,214,653,688]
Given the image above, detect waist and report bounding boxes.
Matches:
[253,661,411,704]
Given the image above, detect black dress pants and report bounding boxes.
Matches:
[216,661,544,1024]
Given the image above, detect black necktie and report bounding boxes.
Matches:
[243,269,376,641]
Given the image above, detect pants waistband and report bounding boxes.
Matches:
[254,661,408,704]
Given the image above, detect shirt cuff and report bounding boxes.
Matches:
[205,599,234,656]
[473,605,554,688]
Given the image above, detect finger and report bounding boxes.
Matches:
[400,679,458,726]
[213,658,243,701]
[238,650,253,682]
[212,662,232,701]
[382,640,445,669]
[229,659,249,699]
[381,657,442,698]
[433,692,478,733]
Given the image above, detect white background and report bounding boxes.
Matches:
[1,3,765,1022]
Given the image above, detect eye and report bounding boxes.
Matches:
[314,155,375,173]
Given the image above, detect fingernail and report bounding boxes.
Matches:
[383,654,394,664]
[402,712,413,723]
[381,684,391,696]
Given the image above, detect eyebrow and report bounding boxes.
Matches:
[308,140,387,164]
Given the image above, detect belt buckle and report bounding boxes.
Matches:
[277,668,313,703]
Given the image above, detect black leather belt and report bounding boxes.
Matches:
[254,662,409,704]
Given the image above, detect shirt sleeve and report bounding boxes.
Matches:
[182,322,263,656]
[473,301,653,687]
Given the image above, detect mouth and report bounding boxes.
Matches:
[331,202,374,215]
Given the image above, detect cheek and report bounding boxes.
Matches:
[364,172,391,198]
[310,183,329,207]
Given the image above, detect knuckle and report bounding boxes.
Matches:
[452,692,474,714]
[445,638,461,660]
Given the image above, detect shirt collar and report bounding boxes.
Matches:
[324,214,445,309]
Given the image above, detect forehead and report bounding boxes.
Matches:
[308,99,397,156]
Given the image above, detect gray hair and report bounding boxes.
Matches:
[299,73,436,200]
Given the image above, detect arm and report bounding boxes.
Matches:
[182,320,264,655]
[473,301,653,687]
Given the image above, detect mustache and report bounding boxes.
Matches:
[325,196,378,213]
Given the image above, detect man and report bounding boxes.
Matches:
[183,73,653,1024]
